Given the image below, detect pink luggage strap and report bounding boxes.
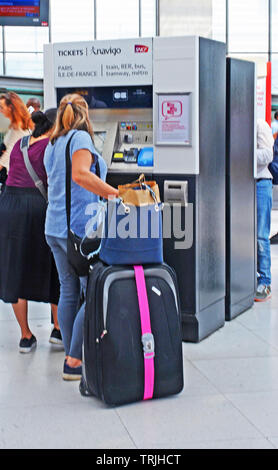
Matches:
[134,265,155,400]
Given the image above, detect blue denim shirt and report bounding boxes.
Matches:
[44,129,107,239]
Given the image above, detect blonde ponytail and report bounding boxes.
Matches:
[50,93,94,144]
[62,102,75,131]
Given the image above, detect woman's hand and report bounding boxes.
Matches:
[72,149,119,199]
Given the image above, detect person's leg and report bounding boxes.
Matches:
[257,180,272,287]
[67,276,87,367]
[12,299,37,352]
[46,235,81,357]
[51,303,59,330]
[49,303,63,345]
[12,298,32,338]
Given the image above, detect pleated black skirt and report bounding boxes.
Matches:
[0,186,60,304]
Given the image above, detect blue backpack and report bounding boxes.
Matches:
[269,137,278,185]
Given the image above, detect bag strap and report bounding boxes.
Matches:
[134,265,155,401]
[65,130,101,231]
[20,135,48,202]
[65,132,77,231]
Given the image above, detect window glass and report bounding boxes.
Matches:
[0,27,2,51]
[272,55,278,95]
[96,0,139,39]
[272,1,278,52]
[5,27,48,52]
[159,0,225,40]
[50,0,94,43]
[160,0,212,38]
[141,0,156,37]
[5,53,43,78]
[212,0,226,42]
[0,53,3,75]
[228,0,268,53]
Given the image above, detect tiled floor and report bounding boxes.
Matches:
[1,214,278,450]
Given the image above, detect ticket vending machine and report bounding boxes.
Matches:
[152,37,226,342]
[44,36,226,342]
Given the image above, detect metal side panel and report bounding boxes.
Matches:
[197,37,226,314]
[225,58,256,320]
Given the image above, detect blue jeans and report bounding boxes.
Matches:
[257,179,272,286]
[46,235,87,360]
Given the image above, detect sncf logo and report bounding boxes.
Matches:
[135,45,149,53]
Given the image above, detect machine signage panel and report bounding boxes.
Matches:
[156,93,191,145]
[53,38,153,88]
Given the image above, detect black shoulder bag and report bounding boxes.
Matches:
[66,132,102,277]
[0,142,7,186]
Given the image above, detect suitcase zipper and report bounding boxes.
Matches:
[100,329,108,339]
[96,330,107,342]
[95,267,114,402]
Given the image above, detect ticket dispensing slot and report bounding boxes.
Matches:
[164,181,188,206]
[111,120,154,168]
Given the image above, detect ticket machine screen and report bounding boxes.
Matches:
[57,86,152,110]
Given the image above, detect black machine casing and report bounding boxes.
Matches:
[225,58,256,320]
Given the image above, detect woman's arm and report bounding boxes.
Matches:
[72,149,119,199]
[0,149,10,171]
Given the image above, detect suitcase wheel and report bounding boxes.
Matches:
[79,377,92,397]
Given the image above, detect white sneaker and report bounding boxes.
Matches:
[254,284,271,302]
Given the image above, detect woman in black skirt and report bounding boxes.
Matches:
[0,109,61,353]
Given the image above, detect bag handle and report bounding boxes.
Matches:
[20,136,48,202]
[141,182,159,207]
[131,173,146,186]
[65,130,101,231]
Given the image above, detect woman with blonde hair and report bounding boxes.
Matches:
[0,92,33,188]
[44,93,118,380]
